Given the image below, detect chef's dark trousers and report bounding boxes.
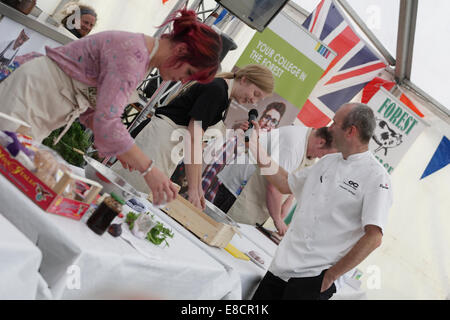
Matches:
[252,270,336,300]
[213,183,237,213]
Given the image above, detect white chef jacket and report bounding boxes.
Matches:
[269,150,393,282]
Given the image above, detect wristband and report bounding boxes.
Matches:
[141,161,154,177]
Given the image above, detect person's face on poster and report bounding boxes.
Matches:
[259,109,281,131]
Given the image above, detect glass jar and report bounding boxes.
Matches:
[87,192,124,235]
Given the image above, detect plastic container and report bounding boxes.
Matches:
[87,192,124,235]
[132,213,157,239]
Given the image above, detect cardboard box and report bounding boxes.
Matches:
[149,194,236,248]
[0,145,102,220]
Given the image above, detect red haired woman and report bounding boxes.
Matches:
[0,9,222,205]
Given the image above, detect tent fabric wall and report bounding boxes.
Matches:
[358,120,450,299]
[347,64,450,298]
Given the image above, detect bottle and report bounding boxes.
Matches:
[87,192,124,235]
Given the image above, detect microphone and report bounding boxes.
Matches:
[245,109,259,142]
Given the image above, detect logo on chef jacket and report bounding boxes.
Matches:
[339,180,359,196]
[344,180,359,190]
[379,183,389,190]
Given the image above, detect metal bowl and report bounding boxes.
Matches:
[83,156,143,200]
[204,200,240,229]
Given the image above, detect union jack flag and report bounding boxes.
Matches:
[298,0,387,127]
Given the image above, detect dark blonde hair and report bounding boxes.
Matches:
[218,64,275,95]
[171,64,275,102]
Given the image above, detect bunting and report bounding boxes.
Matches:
[421,136,450,179]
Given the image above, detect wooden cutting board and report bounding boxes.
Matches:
[148,194,236,248]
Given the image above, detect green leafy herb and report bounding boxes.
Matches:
[125,212,174,246]
[125,211,139,230]
[146,221,174,246]
[42,121,92,167]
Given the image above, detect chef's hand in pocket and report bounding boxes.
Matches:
[320,269,337,293]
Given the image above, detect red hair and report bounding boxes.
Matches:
[159,9,222,83]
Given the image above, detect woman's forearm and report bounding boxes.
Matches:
[186,119,205,208]
[117,143,178,205]
[117,143,152,173]
[185,163,202,192]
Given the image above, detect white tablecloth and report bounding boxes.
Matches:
[0,169,365,300]
[0,174,241,299]
[66,166,359,300]
[236,223,278,257]
[0,214,44,299]
[143,198,276,300]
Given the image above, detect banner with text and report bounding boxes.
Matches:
[224,13,336,129]
[368,87,426,174]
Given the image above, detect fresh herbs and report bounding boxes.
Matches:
[126,211,139,230]
[125,212,174,246]
[42,121,92,167]
[147,221,174,246]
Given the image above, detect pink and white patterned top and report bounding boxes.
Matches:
[46,31,151,156]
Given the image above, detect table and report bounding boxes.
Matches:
[0,169,366,300]
[142,198,277,300]
[0,173,246,299]
[0,214,44,299]
[1,172,276,299]
[144,197,367,301]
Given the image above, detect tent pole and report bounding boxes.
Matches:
[395,0,418,82]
